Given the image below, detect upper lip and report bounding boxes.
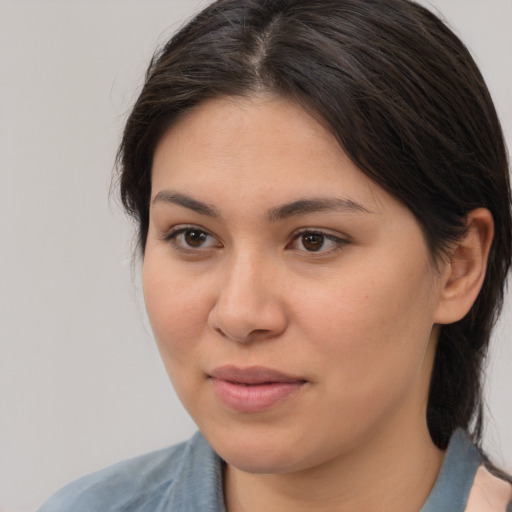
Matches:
[209,365,306,384]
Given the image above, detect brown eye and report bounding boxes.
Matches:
[165,226,221,252]
[288,229,348,255]
[301,233,325,251]
[184,229,208,247]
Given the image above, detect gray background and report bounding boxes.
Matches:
[0,1,510,510]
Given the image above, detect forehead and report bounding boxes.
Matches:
[151,95,397,215]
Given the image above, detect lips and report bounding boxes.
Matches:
[209,365,306,413]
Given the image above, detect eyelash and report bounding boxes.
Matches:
[163,225,222,253]
[288,229,349,254]
[162,225,349,255]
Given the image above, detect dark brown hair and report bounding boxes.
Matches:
[117,0,512,450]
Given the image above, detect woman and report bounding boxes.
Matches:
[39,0,512,510]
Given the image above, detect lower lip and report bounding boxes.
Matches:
[211,378,305,413]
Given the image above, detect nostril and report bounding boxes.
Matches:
[214,326,227,338]
[207,291,288,343]
[213,325,274,343]
[248,328,273,337]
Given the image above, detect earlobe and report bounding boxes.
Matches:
[434,208,494,325]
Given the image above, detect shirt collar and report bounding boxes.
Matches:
[420,429,483,512]
[163,431,226,512]
[161,428,482,512]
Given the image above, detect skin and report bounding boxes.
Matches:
[143,95,492,512]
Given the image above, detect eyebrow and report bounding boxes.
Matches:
[266,197,371,221]
[152,191,221,218]
[152,190,371,221]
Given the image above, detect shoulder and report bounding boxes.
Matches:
[421,429,511,512]
[465,465,512,512]
[37,435,196,512]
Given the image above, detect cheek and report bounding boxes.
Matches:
[295,259,438,399]
[142,254,211,365]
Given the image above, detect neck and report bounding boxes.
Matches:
[224,421,444,512]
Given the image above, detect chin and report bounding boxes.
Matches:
[221,445,303,474]
[200,423,321,475]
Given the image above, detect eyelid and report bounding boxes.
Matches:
[162,224,222,251]
[160,224,349,255]
[288,228,350,254]
[290,227,349,241]
[162,223,203,239]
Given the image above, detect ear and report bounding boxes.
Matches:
[434,208,494,325]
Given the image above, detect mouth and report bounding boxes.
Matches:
[209,365,307,413]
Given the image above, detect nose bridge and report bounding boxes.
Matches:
[208,244,287,342]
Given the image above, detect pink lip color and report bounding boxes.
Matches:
[209,365,306,413]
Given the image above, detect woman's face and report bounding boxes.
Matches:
[143,95,448,474]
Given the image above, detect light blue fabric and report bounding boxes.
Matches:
[38,432,225,512]
[420,429,483,512]
[38,429,482,512]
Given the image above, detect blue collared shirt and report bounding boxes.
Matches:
[38,429,486,511]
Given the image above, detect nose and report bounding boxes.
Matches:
[207,252,288,343]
